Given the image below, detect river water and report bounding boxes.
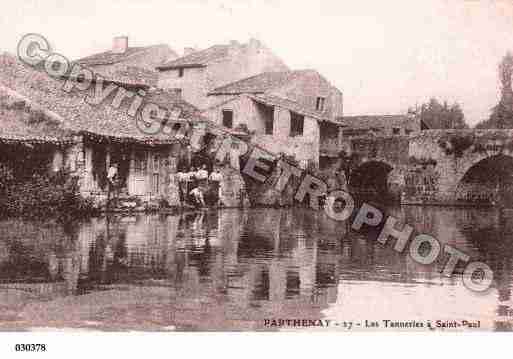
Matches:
[0,206,512,331]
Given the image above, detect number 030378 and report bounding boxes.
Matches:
[15,344,47,352]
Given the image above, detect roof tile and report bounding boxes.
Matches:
[157,45,231,70]
[76,44,176,66]
[0,53,205,144]
[209,70,317,95]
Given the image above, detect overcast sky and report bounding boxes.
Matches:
[1,0,513,125]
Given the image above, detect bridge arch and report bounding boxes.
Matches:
[349,160,396,202]
[454,154,513,205]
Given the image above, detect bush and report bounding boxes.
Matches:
[0,165,94,218]
[437,135,474,157]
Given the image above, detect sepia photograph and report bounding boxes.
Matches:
[0,0,512,355]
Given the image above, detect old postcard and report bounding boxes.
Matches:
[1,1,513,350]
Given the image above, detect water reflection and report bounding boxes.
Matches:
[0,206,512,331]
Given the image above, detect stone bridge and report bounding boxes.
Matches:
[345,129,513,206]
[200,120,513,206]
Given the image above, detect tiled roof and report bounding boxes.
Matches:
[76,44,176,66]
[0,88,73,143]
[88,65,159,88]
[156,45,231,70]
[144,88,205,121]
[209,70,317,95]
[247,94,329,122]
[74,43,177,87]
[0,53,205,145]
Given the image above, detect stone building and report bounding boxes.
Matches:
[156,39,289,109]
[0,53,206,206]
[155,39,344,168]
[203,70,344,166]
[75,36,178,88]
[338,114,428,137]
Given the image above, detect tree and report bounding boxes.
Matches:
[410,98,468,129]
[475,52,513,129]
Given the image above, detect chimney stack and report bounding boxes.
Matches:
[112,36,128,54]
[183,47,196,56]
[248,38,260,50]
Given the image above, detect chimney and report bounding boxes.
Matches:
[228,40,242,56]
[248,38,260,50]
[112,36,128,54]
[183,47,196,56]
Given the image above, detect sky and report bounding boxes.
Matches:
[1,0,513,126]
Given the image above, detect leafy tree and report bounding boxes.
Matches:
[409,98,468,129]
[475,52,513,129]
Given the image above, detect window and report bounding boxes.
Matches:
[285,271,300,298]
[290,112,304,137]
[178,68,184,77]
[405,129,413,135]
[265,115,274,135]
[261,104,274,135]
[222,110,233,128]
[316,97,326,111]
[392,127,401,135]
[134,153,147,175]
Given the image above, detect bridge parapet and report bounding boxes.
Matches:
[405,129,513,205]
[347,135,411,166]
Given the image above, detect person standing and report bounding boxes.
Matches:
[176,168,187,205]
[106,163,118,209]
[187,167,197,193]
[209,168,223,206]
[107,163,118,185]
[196,165,209,188]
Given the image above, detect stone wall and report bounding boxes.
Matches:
[247,161,301,207]
[270,70,342,121]
[158,67,209,108]
[158,40,289,109]
[204,96,320,165]
[349,136,410,165]
[203,95,263,133]
[218,165,250,208]
[405,130,513,205]
[202,122,513,207]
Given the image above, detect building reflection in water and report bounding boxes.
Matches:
[0,206,512,330]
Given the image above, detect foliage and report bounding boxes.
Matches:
[437,135,474,158]
[410,98,468,129]
[471,142,487,154]
[499,52,513,96]
[475,52,513,129]
[0,165,94,218]
[475,101,513,129]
